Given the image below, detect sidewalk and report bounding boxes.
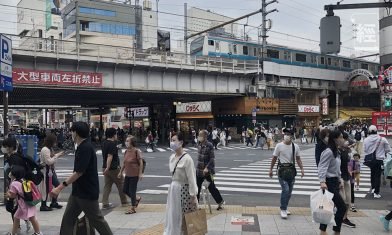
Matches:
[0,204,390,235]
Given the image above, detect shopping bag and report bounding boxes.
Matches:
[301,137,306,144]
[184,209,208,235]
[310,189,336,226]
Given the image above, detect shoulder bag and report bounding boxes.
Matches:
[277,143,297,181]
[364,137,382,168]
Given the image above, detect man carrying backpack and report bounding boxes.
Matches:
[354,127,363,155]
[50,122,113,235]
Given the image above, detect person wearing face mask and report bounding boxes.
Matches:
[118,135,143,214]
[338,132,356,228]
[315,128,330,167]
[318,130,347,235]
[269,128,304,219]
[196,130,225,210]
[164,132,198,235]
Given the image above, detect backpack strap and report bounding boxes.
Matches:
[172,153,187,176]
[292,143,296,166]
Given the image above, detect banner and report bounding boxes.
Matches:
[13,68,103,87]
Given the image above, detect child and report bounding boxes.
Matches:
[351,153,361,190]
[7,165,43,235]
[349,153,361,212]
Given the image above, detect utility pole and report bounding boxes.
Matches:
[184,3,188,59]
[258,0,278,98]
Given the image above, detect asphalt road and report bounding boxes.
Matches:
[1,142,391,211]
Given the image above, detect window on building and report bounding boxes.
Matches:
[243,46,248,55]
[79,7,116,17]
[295,53,307,62]
[267,49,279,59]
[320,56,325,65]
[298,92,315,104]
[38,29,43,38]
[361,63,369,70]
[208,40,214,46]
[343,60,351,68]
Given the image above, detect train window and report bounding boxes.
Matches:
[284,51,291,61]
[254,48,257,57]
[343,60,351,68]
[259,48,263,57]
[233,45,237,54]
[243,46,248,55]
[215,41,220,51]
[208,40,214,46]
[327,57,332,65]
[295,53,307,62]
[288,77,292,84]
[267,49,279,59]
[333,58,340,67]
[310,55,317,64]
[228,44,232,54]
[318,80,322,86]
[320,57,325,65]
[361,63,369,70]
[309,79,312,86]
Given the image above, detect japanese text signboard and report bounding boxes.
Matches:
[12,68,103,87]
[298,105,320,113]
[130,107,149,118]
[176,101,211,113]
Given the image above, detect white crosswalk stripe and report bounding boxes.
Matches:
[138,152,371,198]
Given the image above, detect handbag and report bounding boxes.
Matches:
[5,198,16,213]
[277,143,297,181]
[364,138,381,168]
[73,216,95,235]
[184,209,208,235]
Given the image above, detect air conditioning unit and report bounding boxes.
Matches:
[247,85,257,94]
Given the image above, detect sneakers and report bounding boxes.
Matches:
[280,210,288,219]
[342,218,356,228]
[380,216,390,231]
[217,201,225,210]
[370,188,375,194]
[374,193,382,199]
[351,206,357,212]
[40,205,53,212]
[355,185,359,191]
[50,202,63,209]
[286,210,291,215]
[102,203,114,210]
[32,233,43,235]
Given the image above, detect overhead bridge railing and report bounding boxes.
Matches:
[12,36,259,74]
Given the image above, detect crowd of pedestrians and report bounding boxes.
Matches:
[3,121,392,234]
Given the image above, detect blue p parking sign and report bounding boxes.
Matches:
[0,34,12,92]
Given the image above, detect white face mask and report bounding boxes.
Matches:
[283,135,292,142]
[1,147,7,154]
[170,141,180,151]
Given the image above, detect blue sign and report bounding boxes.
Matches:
[0,34,12,91]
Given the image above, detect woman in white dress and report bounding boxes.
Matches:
[163,132,198,235]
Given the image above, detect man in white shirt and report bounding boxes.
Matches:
[212,128,219,150]
[269,128,304,219]
[363,125,391,198]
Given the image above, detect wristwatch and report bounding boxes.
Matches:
[62,181,68,187]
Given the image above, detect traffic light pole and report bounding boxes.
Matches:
[325,2,392,16]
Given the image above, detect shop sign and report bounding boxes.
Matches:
[12,68,103,87]
[322,98,328,115]
[130,107,149,117]
[176,101,211,113]
[384,66,392,84]
[298,105,320,113]
[385,84,392,93]
[346,69,377,89]
[257,98,279,113]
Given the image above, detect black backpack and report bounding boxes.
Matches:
[354,131,362,141]
[12,153,44,185]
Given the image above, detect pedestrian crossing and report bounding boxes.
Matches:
[138,149,372,198]
[151,145,268,152]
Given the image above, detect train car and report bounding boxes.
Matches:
[190,34,379,75]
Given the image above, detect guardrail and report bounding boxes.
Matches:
[13,37,260,74]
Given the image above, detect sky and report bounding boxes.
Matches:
[0,0,380,60]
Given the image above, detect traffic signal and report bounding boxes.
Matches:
[385,98,391,108]
[320,16,341,54]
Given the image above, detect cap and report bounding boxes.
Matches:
[282,128,294,135]
[369,125,377,133]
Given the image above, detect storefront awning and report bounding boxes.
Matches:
[176,113,214,119]
[340,108,376,119]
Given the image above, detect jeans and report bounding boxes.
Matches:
[278,177,295,210]
[60,195,113,235]
[196,174,224,204]
[246,137,253,146]
[320,177,347,233]
[102,168,128,206]
[371,160,383,194]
